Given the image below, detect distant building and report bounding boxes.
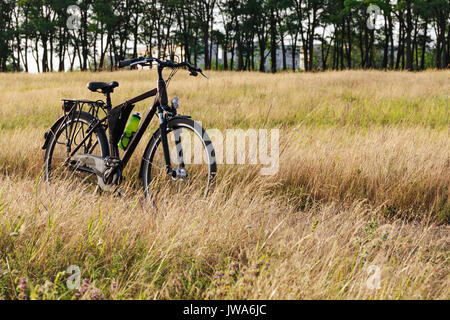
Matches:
[214,44,303,71]
[133,44,307,71]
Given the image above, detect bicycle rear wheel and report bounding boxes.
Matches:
[44,111,109,186]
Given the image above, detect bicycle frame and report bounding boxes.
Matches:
[67,65,175,176]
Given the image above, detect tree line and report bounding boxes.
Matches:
[0,0,448,73]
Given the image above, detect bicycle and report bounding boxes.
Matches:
[42,57,217,198]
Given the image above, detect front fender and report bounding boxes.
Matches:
[138,115,191,178]
[42,116,66,150]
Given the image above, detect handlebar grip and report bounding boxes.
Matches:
[118,59,132,68]
[118,57,144,68]
[185,63,200,76]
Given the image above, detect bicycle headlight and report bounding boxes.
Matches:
[171,97,179,109]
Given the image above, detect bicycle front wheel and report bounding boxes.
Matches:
[141,117,217,198]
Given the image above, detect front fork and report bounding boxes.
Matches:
[157,65,186,180]
[158,106,186,179]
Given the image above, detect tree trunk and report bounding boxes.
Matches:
[382,15,389,69]
[308,9,317,71]
[439,15,448,68]
[405,0,413,71]
[420,20,427,70]
[82,10,88,71]
[41,37,48,73]
[389,13,394,69]
[230,39,234,70]
[203,24,210,69]
[270,8,277,73]
[251,40,255,70]
[223,31,229,70]
[291,33,298,71]
[413,16,419,70]
[258,35,266,72]
[347,14,352,69]
[49,33,54,72]
[358,21,365,68]
[216,41,219,70]
[35,37,40,73]
[395,18,404,69]
[280,33,287,70]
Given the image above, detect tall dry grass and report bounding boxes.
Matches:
[0,70,449,299]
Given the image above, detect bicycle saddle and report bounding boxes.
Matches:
[87,81,119,93]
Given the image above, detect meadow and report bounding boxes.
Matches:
[0,70,448,299]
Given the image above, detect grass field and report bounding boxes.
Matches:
[0,70,449,300]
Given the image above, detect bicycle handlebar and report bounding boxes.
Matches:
[118,57,146,68]
[118,57,209,79]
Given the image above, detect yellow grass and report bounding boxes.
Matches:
[0,70,449,299]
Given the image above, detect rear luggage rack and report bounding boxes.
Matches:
[61,99,108,119]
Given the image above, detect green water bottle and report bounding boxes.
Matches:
[119,111,141,150]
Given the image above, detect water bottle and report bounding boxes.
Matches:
[119,111,141,150]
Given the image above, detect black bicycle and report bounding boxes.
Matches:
[42,57,217,197]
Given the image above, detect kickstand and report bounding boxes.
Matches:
[114,187,124,197]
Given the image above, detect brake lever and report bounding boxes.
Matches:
[200,71,210,79]
[196,67,209,79]
[129,56,146,66]
[129,61,145,67]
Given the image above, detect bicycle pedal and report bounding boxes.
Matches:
[115,188,124,197]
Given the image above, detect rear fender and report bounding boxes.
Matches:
[42,116,66,150]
